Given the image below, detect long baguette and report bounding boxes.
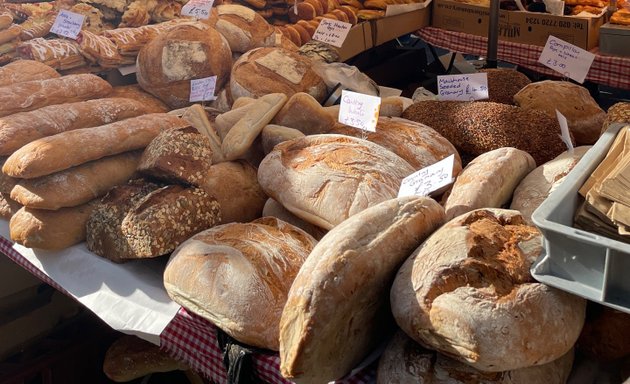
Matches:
[0,60,60,87]
[0,74,112,118]
[11,151,142,210]
[0,98,160,156]
[3,113,188,179]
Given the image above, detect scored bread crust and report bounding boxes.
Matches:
[0,59,59,87]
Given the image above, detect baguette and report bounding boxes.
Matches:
[0,74,112,118]
[0,157,17,193]
[0,60,59,87]
[11,151,142,210]
[3,113,188,179]
[0,98,158,156]
[0,192,21,219]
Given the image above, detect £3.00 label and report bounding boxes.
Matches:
[538,35,595,84]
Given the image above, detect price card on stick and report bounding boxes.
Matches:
[398,155,455,198]
[437,73,489,101]
[538,35,595,84]
[312,18,352,48]
[338,90,381,132]
[181,0,214,19]
[556,109,574,152]
[190,76,217,102]
[50,10,85,39]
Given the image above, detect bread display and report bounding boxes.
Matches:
[391,209,586,372]
[602,102,630,133]
[215,4,276,53]
[280,196,445,383]
[478,68,531,105]
[0,60,59,87]
[165,217,317,350]
[258,134,415,230]
[17,38,88,71]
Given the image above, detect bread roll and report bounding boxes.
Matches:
[0,98,157,156]
[10,200,99,250]
[271,92,336,135]
[258,134,415,230]
[3,114,188,179]
[262,198,326,239]
[0,192,21,219]
[0,74,112,118]
[261,124,305,154]
[109,84,170,113]
[511,146,590,225]
[280,197,445,383]
[0,60,59,87]
[478,68,531,105]
[215,4,276,53]
[377,331,575,384]
[444,147,536,221]
[230,47,327,102]
[391,209,586,372]
[164,217,317,350]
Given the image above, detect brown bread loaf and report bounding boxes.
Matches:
[0,60,59,87]
[215,4,276,53]
[478,68,531,105]
[0,192,21,219]
[261,124,305,154]
[108,85,170,113]
[271,92,336,135]
[262,198,327,239]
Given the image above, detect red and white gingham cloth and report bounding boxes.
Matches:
[417,26,630,90]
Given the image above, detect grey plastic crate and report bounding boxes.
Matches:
[531,123,630,314]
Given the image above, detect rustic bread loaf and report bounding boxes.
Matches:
[180,104,224,164]
[0,60,59,87]
[0,192,21,219]
[478,68,531,105]
[391,209,586,372]
[109,84,170,113]
[261,124,305,154]
[444,147,536,221]
[164,217,316,350]
[262,198,327,239]
[514,81,605,145]
[602,102,630,134]
[0,157,17,193]
[258,134,415,230]
[280,196,445,383]
[214,102,258,139]
[379,96,413,117]
[270,92,336,135]
[215,4,276,53]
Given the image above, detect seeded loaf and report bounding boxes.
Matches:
[478,68,531,105]
[261,125,305,154]
[164,217,316,350]
[602,102,630,134]
[0,192,21,219]
[0,60,59,87]
[280,197,445,383]
[262,198,326,239]
[258,134,415,230]
[215,4,276,53]
[270,92,336,135]
[391,209,586,372]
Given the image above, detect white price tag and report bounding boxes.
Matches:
[312,18,352,48]
[189,76,217,102]
[117,64,137,76]
[181,0,214,19]
[338,90,381,132]
[398,155,455,198]
[538,35,595,84]
[556,109,574,152]
[437,73,489,101]
[50,10,85,40]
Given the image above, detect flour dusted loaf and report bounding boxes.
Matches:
[0,60,59,87]
[215,4,276,53]
[514,80,605,145]
[230,47,327,102]
[391,209,586,372]
[280,197,445,383]
[376,331,575,384]
[444,147,536,221]
[136,22,232,108]
[164,217,316,350]
[258,134,415,230]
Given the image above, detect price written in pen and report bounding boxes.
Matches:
[50,10,85,40]
[181,0,213,19]
[538,35,595,84]
[189,76,217,102]
[338,90,381,132]
[437,73,489,102]
[312,18,352,48]
[398,155,455,198]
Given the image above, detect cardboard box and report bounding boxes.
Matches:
[432,0,605,49]
[599,22,630,57]
[372,6,432,46]
[336,22,373,61]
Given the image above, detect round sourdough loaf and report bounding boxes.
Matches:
[164,217,316,350]
[136,22,232,108]
[390,209,586,372]
[215,4,276,53]
[230,47,327,102]
[279,196,445,384]
[257,134,415,230]
[377,331,575,384]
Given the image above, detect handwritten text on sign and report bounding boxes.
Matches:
[398,155,455,198]
[338,90,381,132]
[437,73,489,101]
[50,10,85,40]
[312,18,352,48]
[190,76,217,102]
[181,0,214,19]
[538,35,595,84]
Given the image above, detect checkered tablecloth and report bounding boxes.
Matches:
[417,26,630,90]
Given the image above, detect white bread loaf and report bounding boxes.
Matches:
[279,197,445,383]
[444,147,536,221]
[390,209,586,372]
[270,92,336,135]
[215,5,276,53]
[262,198,327,240]
[258,134,416,230]
[164,217,317,350]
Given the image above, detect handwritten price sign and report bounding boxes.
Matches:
[50,10,85,40]
[338,90,381,132]
[538,35,595,84]
[312,18,352,48]
[437,73,489,101]
[398,155,455,198]
[181,0,214,19]
[189,76,217,102]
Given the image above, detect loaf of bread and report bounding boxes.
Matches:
[165,217,316,350]
[444,147,536,220]
[87,183,221,262]
[180,104,224,164]
[261,124,305,154]
[0,60,59,87]
[391,209,586,372]
[0,98,157,156]
[258,134,415,230]
[109,84,170,113]
[0,157,17,193]
[379,96,413,117]
[0,192,21,219]
[280,197,445,383]
[10,200,100,250]
[214,102,257,139]
[262,198,327,239]
[478,68,531,105]
[270,92,336,135]
[602,102,630,134]
[0,74,112,118]
[215,4,276,53]
[10,151,142,210]
[3,113,188,179]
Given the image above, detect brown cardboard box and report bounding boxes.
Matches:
[336,22,373,61]
[372,7,432,46]
[432,0,605,49]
